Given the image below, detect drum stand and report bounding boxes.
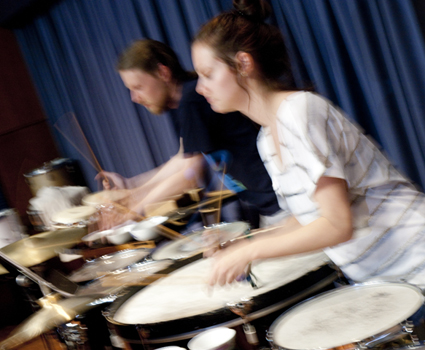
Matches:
[227,297,260,350]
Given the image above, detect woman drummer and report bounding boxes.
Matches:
[191,0,425,287]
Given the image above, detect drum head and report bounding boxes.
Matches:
[51,206,97,227]
[151,222,249,261]
[82,190,129,207]
[68,249,151,283]
[270,282,424,350]
[111,251,329,325]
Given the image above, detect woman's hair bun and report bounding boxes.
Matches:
[233,0,271,22]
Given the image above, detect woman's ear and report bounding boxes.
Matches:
[235,51,254,76]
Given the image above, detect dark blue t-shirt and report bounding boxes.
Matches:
[169,79,280,216]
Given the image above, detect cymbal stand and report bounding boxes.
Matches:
[0,250,75,298]
[227,297,260,349]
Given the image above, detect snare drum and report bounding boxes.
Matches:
[106,251,338,347]
[51,205,97,229]
[268,282,425,350]
[151,221,250,261]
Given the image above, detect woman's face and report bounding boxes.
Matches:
[192,42,245,114]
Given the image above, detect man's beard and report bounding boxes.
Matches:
[145,93,172,115]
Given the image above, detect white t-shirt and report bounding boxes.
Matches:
[257,91,425,285]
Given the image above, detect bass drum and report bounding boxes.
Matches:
[105,251,340,349]
[268,281,425,350]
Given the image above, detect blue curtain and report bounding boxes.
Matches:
[13,0,425,191]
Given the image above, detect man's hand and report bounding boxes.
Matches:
[95,171,127,190]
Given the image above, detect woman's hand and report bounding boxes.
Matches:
[208,239,253,286]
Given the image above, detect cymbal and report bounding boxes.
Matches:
[0,227,87,275]
[0,295,98,350]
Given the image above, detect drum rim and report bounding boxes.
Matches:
[23,158,72,177]
[268,281,425,350]
[151,221,250,261]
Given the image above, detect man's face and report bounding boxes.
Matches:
[119,68,170,115]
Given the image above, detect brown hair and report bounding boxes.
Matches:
[117,39,197,83]
[193,0,295,91]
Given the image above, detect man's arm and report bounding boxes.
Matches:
[128,153,204,216]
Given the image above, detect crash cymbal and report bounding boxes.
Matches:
[0,295,98,350]
[0,227,86,275]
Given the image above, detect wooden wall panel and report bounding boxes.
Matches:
[0,28,60,225]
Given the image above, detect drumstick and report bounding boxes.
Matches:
[54,113,110,186]
[216,164,227,224]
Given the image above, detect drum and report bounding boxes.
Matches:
[68,248,152,283]
[268,282,425,350]
[24,158,86,196]
[105,251,339,347]
[27,205,48,232]
[151,221,250,261]
[0,209,26,248]
[51,205,97,229]
[82,189,130,207]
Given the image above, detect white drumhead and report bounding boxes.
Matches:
[151,222,249,261]
[271,282,424,350]
[82,190,129,207]
[112,251,329,324]
[51,206,97,225]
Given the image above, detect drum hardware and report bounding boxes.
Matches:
[164,190,236,222]
[227,298,260,347]
[0,249,76,297]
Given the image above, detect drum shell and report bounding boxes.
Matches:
[26,205,47,232]
[105,263,338,347]
[24,158,86,196]
[0,208,26,248]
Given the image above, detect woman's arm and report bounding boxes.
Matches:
[208,176,353,285]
